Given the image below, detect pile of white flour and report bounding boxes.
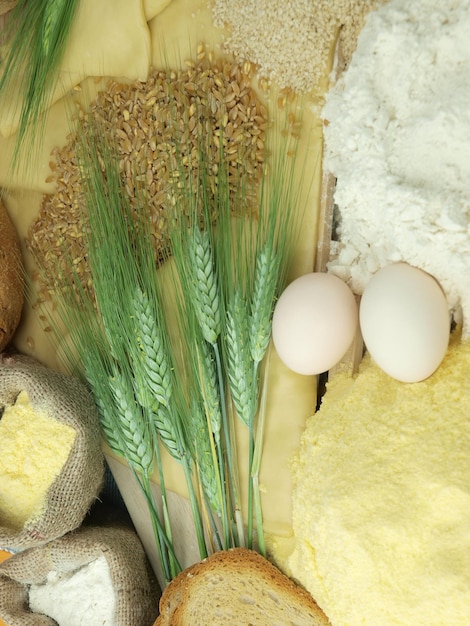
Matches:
[28,555,116,625]
[323,0,470,334]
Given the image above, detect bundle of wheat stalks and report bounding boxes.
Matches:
[34,62,306,586]
[0,0,80,172]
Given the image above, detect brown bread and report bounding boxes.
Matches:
[0,198,23,351]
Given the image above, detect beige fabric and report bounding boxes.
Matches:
[0,0,152,139]
[0,354,104,550]
[0,525,159,626]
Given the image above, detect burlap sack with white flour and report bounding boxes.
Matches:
[0,353,104,550]
[0,525,158,626]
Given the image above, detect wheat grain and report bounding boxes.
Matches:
[27,46,267,303]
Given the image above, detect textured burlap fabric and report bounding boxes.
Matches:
[0,353,104,550]
[0,0,16,17]
[0,525,159,626]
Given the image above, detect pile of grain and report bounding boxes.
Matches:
[27,46,268,299]
[212,0,388,93]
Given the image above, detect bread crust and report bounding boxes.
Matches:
[155,548,331,626]
[0,198,24,351]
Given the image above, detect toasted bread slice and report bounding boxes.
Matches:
[155,548,330,626]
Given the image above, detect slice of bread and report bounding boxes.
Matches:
[155,548,331,626]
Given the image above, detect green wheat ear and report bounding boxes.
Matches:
[131,286,173,412]
[250,242,280,364]
[188,225,221,345]
[108,365,155,477]
[226,289,256,428]
[190,400,222,518]
[0,0,80,174]
[42,0,65,56]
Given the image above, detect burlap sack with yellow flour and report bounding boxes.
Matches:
[0,353,104,551]
[0,525,158,625]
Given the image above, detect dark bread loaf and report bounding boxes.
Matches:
[0,197,23,351]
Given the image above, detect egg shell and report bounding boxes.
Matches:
[359,263,450,383]
[272,272,359,375]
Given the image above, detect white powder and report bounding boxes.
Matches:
[28,555,116,626]
[323,0,470,334]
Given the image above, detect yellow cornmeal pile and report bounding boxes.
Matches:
[212,0,388,93]
[0,391,76,530]
[285,335,470,626]
[27,46,268,300]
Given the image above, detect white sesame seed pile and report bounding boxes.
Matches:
[212,0,387,93]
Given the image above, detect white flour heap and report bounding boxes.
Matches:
[28,555,116,626]
[323,0,470,334]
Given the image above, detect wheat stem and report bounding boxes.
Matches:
[213,339,245,547]
[194,343,232,548]
[181,451,208,560]
[244,242,281,550]
[147,408,180,579]
[247,421,256,549]
[84,351,178,581]
[226,397,246,548]
[135,468,181,584]
[129,285,191,570]
[251,346,271,557]
[225,289,260,547]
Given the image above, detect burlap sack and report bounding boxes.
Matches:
[0,525,159,626]
[0,0,16,17]
[0,353,104,550]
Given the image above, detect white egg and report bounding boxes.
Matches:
[359,263,450,383]
[272,272,359,375]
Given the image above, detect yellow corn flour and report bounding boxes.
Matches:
[0,391,76,530]
[285,335,470,626]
